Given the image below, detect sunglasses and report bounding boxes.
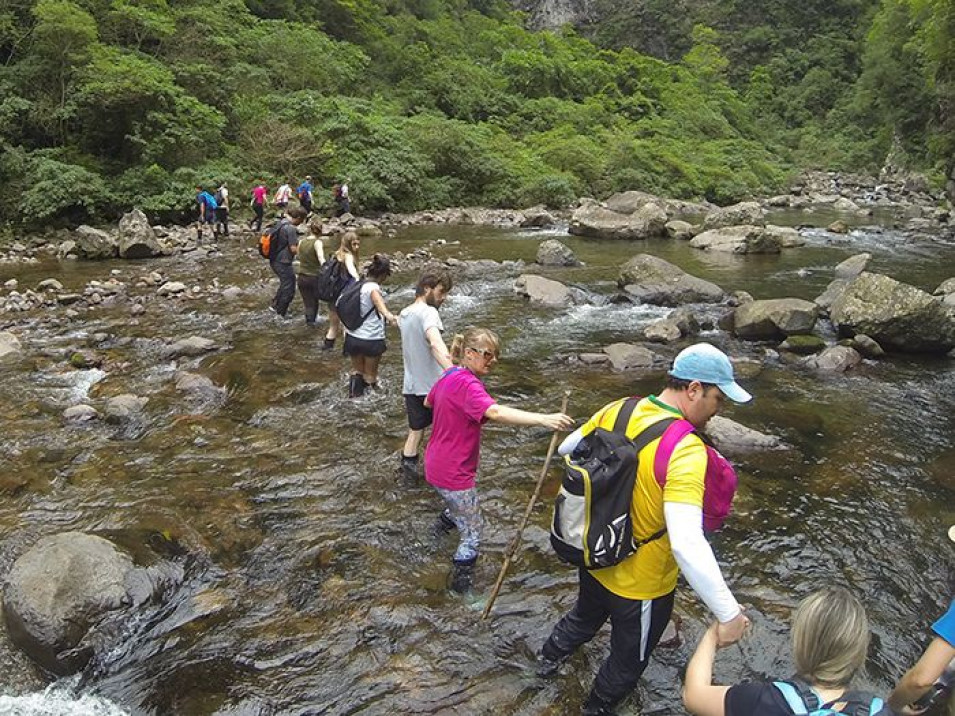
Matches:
[466,346,498,361]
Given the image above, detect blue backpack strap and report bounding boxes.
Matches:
[773,681,810,715]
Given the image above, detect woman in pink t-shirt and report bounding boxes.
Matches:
[424,327,573,593]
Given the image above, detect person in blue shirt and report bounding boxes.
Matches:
[885,525,955,715]
[195,186,217,243]
[297,176,313,216]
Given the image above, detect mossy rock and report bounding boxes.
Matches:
[779,335,827,355]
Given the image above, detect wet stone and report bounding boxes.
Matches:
[63,404,99,422]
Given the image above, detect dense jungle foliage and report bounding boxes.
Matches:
[0,0,952,225]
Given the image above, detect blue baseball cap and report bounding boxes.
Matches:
[669,343,752,403]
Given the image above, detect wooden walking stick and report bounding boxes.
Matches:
[482,391,571,620]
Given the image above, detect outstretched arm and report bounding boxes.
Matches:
[887,637,955,714]
[484,404,573,431]
[425,326,452,370]
[683,622,731,716]
[370,289,397,325]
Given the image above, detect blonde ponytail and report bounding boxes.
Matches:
[450,334,466,363]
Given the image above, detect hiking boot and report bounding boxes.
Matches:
[535,653,563,679]
[581,689,617,716]
[399,455,420,482]
[449,556,477,594]
[348,373,365,398]
[321,337,335,351]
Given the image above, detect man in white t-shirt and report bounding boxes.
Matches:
[397,268,454,481]
[274,181,292,214]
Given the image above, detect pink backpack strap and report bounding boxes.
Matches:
[653,419,696,487]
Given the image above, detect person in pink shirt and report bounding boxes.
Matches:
[248,181,268,233]
[424,326,573,593]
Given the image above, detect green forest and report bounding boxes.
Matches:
[0,0,952,225]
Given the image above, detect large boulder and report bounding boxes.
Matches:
[514,274,577,307]
[536,239,579,266]
[604,191,666,215]
[618,254,724,306]
[689,225,781,254]
[569,202,667,240]
[830,273,955,353]
[603,343,657,371]
[702,201,765,230]
[118,210,163,259]
[934,278,955,296]
[665,220,695,241]
[521,206,557,228]
[764,225,805,248]
[73,226,118,260]
[733,299,819,339]
[3,534,133,674]
[0,331,22,360]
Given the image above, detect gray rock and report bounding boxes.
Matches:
[63,404,99,422]
[104,394,148,423]
[702,201,765,230]
[603,343,656,371]
[73,226,117,260]
[934,278,955,296]
[703,415,786,456]
[3,533,132,673]
[166,336,218,358]
[514,274,575,307]
[779,335,827,355]
[847,334,885,358]
[3,279,17,290]
[643,318,682,343]
[834,253,872,280]
[175,371,220,393]
[0,331,22,359]
[536,239,579,266]
[57,240,77,259]
[764,225,804,248]
[830,273,955,352]
[828,220,850,234]
[618,254,724,306]
[668,307,701,335]
[221,286,243,300]
[803,345,862,372]
[37,279,64,291]
[157,281,187,296]
[689,225,781,254]
[569,203,667,240]
[118,210,163,259]
[604,190,665,215]
[734,298,819,339]
[833,197,862,212]
[520,206,557,228]
[665,220,695,241]
[766,195,792,207]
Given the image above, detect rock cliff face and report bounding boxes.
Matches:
[512,0,594,30]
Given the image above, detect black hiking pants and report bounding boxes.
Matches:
[542,569,675,709]
[251,203,264,232]
[297,273,320,325]
[271,261,296,317]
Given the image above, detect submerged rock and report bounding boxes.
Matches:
[603,343,657,371]
[104,394,148,423]
[166,336,218,358]
[618,254,724,306]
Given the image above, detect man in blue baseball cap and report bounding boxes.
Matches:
[538,342,752,715]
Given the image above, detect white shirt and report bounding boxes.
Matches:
[346,282,384,341]
[275,184,291,203]
[399,300,444,395]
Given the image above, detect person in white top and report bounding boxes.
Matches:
[342,254,397,397]
[274,181,292,214]
[396,268,454,481]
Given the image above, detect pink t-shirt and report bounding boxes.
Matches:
[252,185,267,204]
[424,367,497,491]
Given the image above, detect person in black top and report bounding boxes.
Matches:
[683,586,884,716]
[269,206,306,318]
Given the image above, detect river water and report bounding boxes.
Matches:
[0,211,952,715]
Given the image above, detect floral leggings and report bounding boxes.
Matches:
[435,486,483,563]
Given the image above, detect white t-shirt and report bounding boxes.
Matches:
[217,186,228,208]
[399,300,444,395]
[340,184,349,199]
[275,184,291,204]
[346,281,384,341]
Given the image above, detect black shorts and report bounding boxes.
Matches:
[404,394,433,430]
[343,335,386,357]
[199,213,214,224]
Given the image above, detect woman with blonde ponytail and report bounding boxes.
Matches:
[423,327,573,594]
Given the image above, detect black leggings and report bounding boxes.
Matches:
[542,569,675,708]
[297,273,320,324]
[251,203,264,232]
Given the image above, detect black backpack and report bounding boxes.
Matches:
[315,256,351,302]
[258,219,287,259]
[335,279,377,331]
[214,188,226,207]
[550,397,675,570]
